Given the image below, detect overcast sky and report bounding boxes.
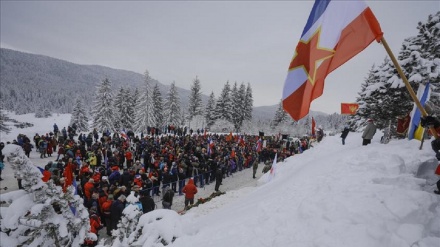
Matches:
[1,1,438,114]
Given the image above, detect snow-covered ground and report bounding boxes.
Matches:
[1,112,440,247]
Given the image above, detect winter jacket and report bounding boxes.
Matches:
[139,195,156,214]
[182,179,197,199]
[341,127,350,139]
[362,122,377,139]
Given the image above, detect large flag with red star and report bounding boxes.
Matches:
[282,0,383,121]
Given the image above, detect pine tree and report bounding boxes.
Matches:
[356,59,389,129]
[152,83,164,128]
[214,81,232,122]
[91,78,116,132]
[205,91,216,128]
[134,70,155,132]
[231,82,246,132]
[130,88,139,130]
[70,98,89,132]
[272,100,288,127]
[164,81,181,126]
[122,88,134,131]
[113,87,125,130]
[0,109,11,134]
[1,145,90,246]
[114,88,134,131]
[244,83,253,121]
[43,108,52,118]
[187,76,203,122]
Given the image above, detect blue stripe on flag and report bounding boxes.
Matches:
[408,83,430,140]
[301,0,331,37]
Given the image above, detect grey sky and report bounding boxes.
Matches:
[1,1,438,115]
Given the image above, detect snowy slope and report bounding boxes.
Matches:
[1,113,440,247]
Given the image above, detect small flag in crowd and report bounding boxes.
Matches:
[266,153,278,182]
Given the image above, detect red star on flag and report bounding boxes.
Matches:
[288,28,334,86]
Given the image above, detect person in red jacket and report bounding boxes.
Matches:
[182,178,198,209]
[42,165,51,182]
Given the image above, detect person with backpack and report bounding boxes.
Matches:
[182,178,198,210]
[162,186,174,209]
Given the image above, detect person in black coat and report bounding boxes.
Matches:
[139,191,155,214]
[214,158,224,192]
[110,194,126,231]
[340,126,350,145]
[119,170,132,189]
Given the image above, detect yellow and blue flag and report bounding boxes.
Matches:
[408,83,430,140]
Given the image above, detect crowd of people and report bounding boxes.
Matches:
[6,123,316,245]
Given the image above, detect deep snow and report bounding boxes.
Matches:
[1,113,440,247]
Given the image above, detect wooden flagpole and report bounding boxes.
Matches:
[380,37,439,139]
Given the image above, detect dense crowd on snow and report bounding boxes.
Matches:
[1,122,319,245]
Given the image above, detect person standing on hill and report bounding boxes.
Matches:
[362,119,377,146]
[340,126,350,145]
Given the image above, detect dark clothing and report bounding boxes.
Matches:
[139,195,155,213]
[109,199,125,231]
[341,127,350,145]
[162,187,175,209]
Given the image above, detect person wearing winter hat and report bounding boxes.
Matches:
[362,119,377,146]
[182,178,198,210]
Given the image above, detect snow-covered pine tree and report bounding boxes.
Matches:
[134,70,155,133]
[187,76,204,123]
[114,88,134,131]
[0,109,11,133]
[165,81,182,126]
[374,57,410,129]
[114,87,125,130]
[152,83,164,128]
[91,78,116,132]
[34,104,45,118]
[123,88,134,131]
[130,88,139,130]
[214,81,232,123]
[413,11,440,112]
[272,100,288,128]
[70,98,89,132]
[111,192,143,247]
[244,83,253,121]
[43,108,52,118]
[0,145,90,247]
[356,59,389,129]
[205,91,216,128]
[231,82,245,132]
